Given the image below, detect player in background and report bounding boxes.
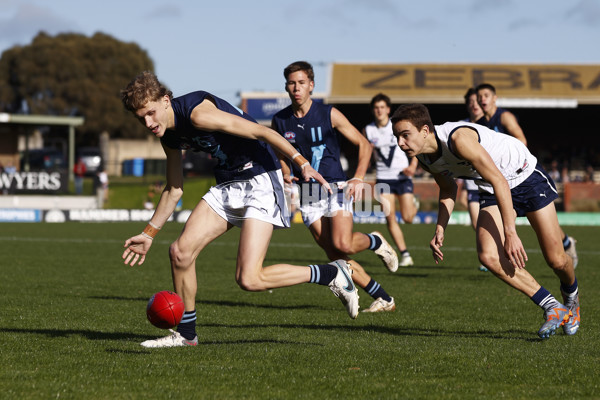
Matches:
[458,88,488,272]
[272,61,398,313]
[363,93,418,267]
[391,104,580,339]
[475,83,578,268]
[120,71,360,348]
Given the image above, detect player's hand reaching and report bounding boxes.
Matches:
[504,230,527,269]
[300,164,332,194]
[344,178,365,202]
[430,226,445,264]
[122,234,153,266]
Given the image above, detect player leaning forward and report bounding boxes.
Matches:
[391,104,580,339]
[120,71,360,348]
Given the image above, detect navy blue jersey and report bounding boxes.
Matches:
[162,91,280,184]
[476,107,507,134]
[272,102,347,183]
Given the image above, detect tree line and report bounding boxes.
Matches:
[0,31,156,141]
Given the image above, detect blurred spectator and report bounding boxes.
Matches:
[73,157,87,194]
[561,166,570,184]
[584,165,595,183]
[548,160,561,183]
[95,168,109,207]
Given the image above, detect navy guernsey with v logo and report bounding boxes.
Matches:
[161,91,280,184]
[272,101,347,183]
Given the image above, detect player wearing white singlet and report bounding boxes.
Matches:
[391,104,580,339]
[421,121,537,193]
[363,93,417,267]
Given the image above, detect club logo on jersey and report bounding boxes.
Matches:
[284,131,296,143]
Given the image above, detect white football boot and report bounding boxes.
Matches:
[371,231,399,272]
[328,259,359,319]
[141,329,198,348]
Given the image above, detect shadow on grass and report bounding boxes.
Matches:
[197,299,322,310]
[89,296,325,311]
[198,338,325,346]
[1,327,149,341]
[199,322,541,342]
[0,324,542,344]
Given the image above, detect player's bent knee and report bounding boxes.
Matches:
[547,252,570,271]
[478,251,500,270]
[235,275,265,292]
[333,240,353,255]
[169,242,194,269]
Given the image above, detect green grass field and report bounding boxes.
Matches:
[0,222,598,399]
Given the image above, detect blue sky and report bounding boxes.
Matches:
[1,0,599,103]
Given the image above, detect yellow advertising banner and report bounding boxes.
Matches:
[329,64,600,104]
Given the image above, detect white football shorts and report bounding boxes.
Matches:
[203,169,290,228]
[299,182,354,227]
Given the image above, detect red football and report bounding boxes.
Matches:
[146,290,185,329]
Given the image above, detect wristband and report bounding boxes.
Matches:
[291,152,301,160]
[141,232,154,240]
[148,221,161,230]
[143,223,160,239]
[349,176,363,182]
[300,162,310,169]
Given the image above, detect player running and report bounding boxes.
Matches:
[272,61,398,313]
[391,104,580,339]
[120,71,359,348]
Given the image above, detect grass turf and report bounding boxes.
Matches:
[0,222,598,399]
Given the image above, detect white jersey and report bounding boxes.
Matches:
[364,120,409,180]
[417,121,537,194]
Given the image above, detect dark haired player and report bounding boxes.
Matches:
[391,104,580,339]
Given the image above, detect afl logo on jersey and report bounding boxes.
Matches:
[284,131,296,143]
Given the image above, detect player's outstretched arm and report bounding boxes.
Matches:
[189,100,332,193]
[430,173,457,264]
[122,145,183,267]
[451,128,527,268]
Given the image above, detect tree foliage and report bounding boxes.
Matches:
[0,32,155,139]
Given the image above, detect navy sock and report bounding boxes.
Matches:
[561,277,578,295]
[309,264,338,285]
[364,279,392,302]
[177,310,197,340]
[531,287,560,311]
[401,250,410,257]
[562,235,571,249]
[366,233,382,250]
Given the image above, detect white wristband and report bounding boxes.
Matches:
[300,162,310,169]
[148,221,161,230]
[291,152,301,160]
[141,232,154,240]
